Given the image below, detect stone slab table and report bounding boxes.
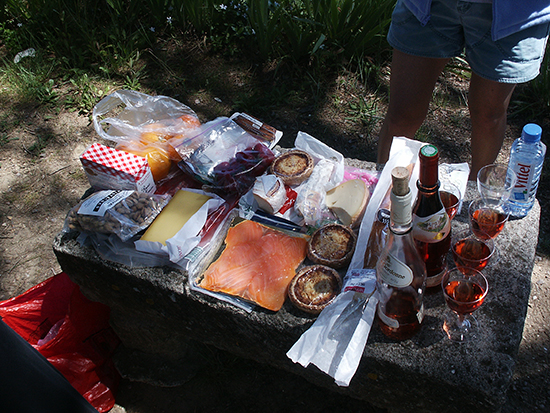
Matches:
[53,175,540,413]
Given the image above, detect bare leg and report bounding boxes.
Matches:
[467,73,516,180]
[377,49,450,164]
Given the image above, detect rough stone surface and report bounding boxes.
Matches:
[53,178,539,413]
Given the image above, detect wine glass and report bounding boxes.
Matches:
[468,197,510,240]
[439,180,461,220]
[441,267,488,342]
[477,164,517,205]
[451,228,494,272]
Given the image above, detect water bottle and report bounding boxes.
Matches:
[507,123,546,217]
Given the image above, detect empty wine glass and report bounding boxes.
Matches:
[468,197,510,240]
[477,164,517,205]
[451,228,494,272]
[441,267,488,342]
[439,180,461,220]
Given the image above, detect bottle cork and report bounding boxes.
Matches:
[391,166,410,196]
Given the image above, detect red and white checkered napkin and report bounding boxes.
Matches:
[81,142,149,180]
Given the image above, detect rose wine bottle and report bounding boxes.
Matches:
[412,144,451,289]
[376,166,427,340]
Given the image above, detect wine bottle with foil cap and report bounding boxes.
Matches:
[412,144,452,289]
[376,166,427,340]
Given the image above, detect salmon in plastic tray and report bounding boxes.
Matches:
[198,218,308,312]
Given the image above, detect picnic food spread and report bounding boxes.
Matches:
[63,89,495,385]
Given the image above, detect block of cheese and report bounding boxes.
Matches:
[253,174,287,214]
[140,190,211,245]
[325,178,370,228]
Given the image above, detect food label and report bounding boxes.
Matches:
[78,190,133,216]
[379,253,414,288]
[412,208,450,243]
[343,268,376,295]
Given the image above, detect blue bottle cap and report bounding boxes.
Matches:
[522,123,542,143]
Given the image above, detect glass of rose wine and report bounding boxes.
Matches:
[441,267,488,342]
[451,228,494,272]
[439,180,461,220]
[468,197,510,240]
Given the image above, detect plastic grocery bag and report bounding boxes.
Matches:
[0,272,120,412]
[92,89,200,144]
[292,132,346,228]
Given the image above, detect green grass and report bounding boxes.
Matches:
[0,0,548,132]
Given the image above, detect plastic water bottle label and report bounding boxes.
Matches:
[510,161,535,202]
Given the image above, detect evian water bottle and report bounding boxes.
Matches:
[507,123,546,217]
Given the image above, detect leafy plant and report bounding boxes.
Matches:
[0,56,59,105]
[246,0,283,60]
[64,71,110,115]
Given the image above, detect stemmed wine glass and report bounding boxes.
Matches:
[477,164,517,205]
[439,180,461,220]
[468,197,510,240]
[441,267,489,342]
[451,228,495,273]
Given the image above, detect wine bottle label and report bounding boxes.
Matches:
[379,253,414,288]
[378,307,399,328]
[376,208,391,225]
[412,208,450,243]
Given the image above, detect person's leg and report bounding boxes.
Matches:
[377,49,449,164]
[467,72,516,180]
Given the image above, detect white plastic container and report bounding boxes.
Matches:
[507,123,546,217]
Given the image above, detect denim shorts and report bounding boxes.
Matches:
[387,0,550,83]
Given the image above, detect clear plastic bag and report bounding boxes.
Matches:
[290,132,346,229]
[175,117,275,198]
[92,89,200,144]
[64,190,170,242]
[287,268,378,387]
[92,90,202,182]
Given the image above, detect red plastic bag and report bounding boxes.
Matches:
[0,272,120,412]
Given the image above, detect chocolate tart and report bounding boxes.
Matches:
[271,150,314,186]
[307,223,356,269]
[288,265,342,314]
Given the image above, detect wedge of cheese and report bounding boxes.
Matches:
[325,179,370,228]
[140,190,211,245]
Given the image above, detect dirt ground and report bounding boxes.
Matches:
[0,63,549,411]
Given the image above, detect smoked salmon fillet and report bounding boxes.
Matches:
[199,219,308,311]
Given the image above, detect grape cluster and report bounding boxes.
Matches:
[208,143,275,198]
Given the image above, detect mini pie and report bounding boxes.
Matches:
[307,223,357,269]
[271,149,314,186]
[288,265,342,314]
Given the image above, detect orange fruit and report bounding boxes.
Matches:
[139,131,182,162]
[140,145,172,181]
[140,131,166,145]
[179,114,201,129]
[116,140,172,182]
